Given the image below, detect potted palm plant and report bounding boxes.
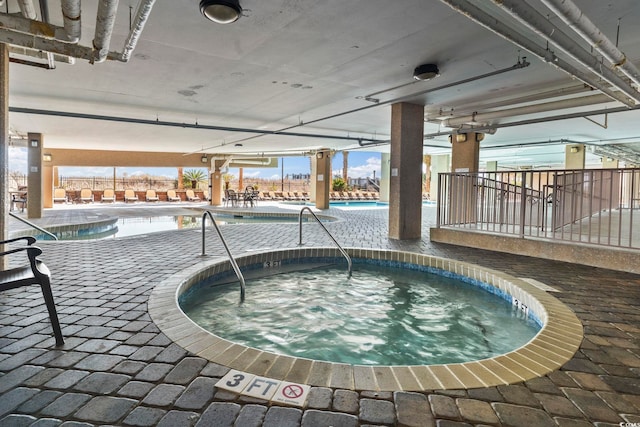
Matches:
[183,169,207,189]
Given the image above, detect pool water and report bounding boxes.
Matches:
[40,214,316,240]
[180,264,540,365]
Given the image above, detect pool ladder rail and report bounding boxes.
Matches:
[298,207,352,278]
[201,211,246,302]
[9,212,58,240]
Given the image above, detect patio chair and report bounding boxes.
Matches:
[101,189,116,203]
[145,189,160,202]
[79,188,94,203]
[53,188,67,203]
[243,186,259,207]
[0,237,64,346]
[225,189,239,207]
[186,189,200,201]
[124,189,138,203]
[166,189,181,202]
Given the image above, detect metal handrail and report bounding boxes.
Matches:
[9,212,58,240]
[298,207,352,277]
[201,211,246,302]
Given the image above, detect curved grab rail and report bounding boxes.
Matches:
[9,212,58,240]
[201,211,246,302]
[298,207,352,278]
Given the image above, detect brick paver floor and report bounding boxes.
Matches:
[2,203,640,426]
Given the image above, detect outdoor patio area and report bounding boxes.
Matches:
[1,203,640,426]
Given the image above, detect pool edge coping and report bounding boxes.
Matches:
[148,248,583,391]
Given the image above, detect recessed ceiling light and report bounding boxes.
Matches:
[200,0,242,24]
[413,63,440,81]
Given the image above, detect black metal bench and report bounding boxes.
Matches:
[1,237,64,346]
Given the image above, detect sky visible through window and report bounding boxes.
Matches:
[8,147,381,180]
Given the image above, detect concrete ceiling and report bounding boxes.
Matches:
[5,0,640,170]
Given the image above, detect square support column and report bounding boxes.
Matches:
[0,43,8,263]
[27,133,43,219]
[313,150,331,209]
[389,102,424,240]
[565,144,585,169]
[211,160,226,206]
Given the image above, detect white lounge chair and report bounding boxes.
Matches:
[53,188,67,203]
[101,189,116,202]
[186,189,200,201]
[166,189,181,202]
[145,189,160,202]
[124,189,138,203]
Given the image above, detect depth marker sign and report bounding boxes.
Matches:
[216,370,311,407]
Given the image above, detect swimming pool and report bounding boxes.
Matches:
[180,263,540,366]
[33,212,332,240]
[149,248,583,390]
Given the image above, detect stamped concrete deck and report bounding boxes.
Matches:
[2,202,640,426]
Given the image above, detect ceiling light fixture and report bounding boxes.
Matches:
[200,0,242,24]
[413,63,440,81]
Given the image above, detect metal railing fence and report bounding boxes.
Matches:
[436,168,640,249]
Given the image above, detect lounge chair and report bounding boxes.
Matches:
[79,188,94,203]
[203,190,210,201]
[53,188,67,203]
[260,191,272,201]
[273,191,285,201]
[145,189,160,202]
[0,237,64,346]
[101,189,116,203]
[166,189,181,202]
[330,191,340,200]
[186,189,200,201]
[124,189,138,203]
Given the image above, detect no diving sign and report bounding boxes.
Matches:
[216,370,311,407]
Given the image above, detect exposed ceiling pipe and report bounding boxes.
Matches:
[442,93,612,127]
[93,0,119,63]
[39,0,50,23]
[438,0,635,107]
[118,0,156,62]
[540,0,640,89]
[490,0,640,104]
[426,83,591,120]
[17,0,37,20]
[8,107,385,143]
[61,0,81,43]
[431,105,634,138]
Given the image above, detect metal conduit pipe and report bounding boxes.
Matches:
[61,0,81,43]
[438,0,635,108]
[490,0,640,104]
[540,0,640,89]
[8,107,384,143]
[426,83,591,120]
[17,0,37,20]
[93,0,119,63]
[441,93,612,127]
[432,106,634,138]
[119,0,155,62]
